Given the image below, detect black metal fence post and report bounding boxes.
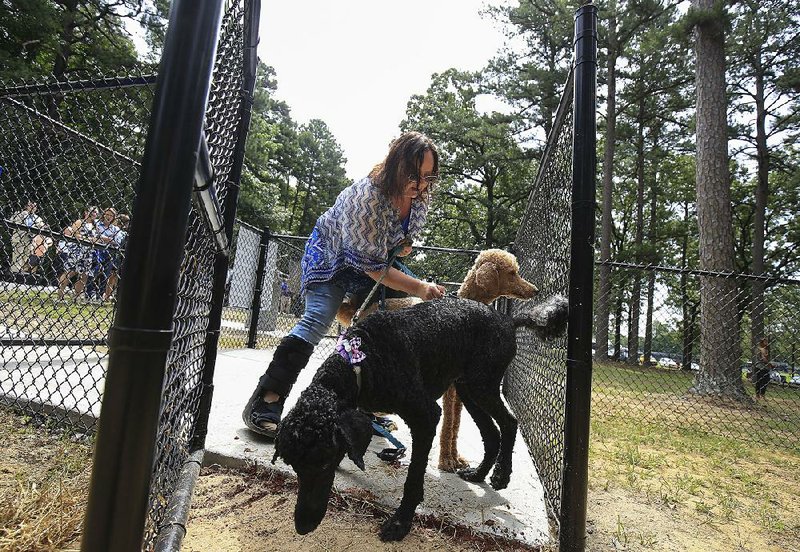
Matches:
[80,1,225,550]
[191,0,261,452]
[247,226,270,349]
[560,4,597,552]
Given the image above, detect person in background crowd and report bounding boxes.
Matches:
[90,207,120,301]
[9,200,47,273]
[103,213,129,302]
[57,206,99,301]
[754,336,771,401]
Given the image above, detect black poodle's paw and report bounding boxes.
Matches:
[490,466,511,490]
[379,514,413,541]
[457,467,485,483]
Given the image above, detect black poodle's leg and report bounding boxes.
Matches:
[464,382,518,490]
[454,380,500,483]
[380,401,441,542]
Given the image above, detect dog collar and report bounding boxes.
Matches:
[335,335,364,393]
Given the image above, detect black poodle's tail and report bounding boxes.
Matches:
[513,294,569,340]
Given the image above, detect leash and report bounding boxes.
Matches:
[351,238,411,325]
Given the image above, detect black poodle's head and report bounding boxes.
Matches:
[273,383,373,535]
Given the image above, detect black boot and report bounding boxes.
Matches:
[242,335,314,437]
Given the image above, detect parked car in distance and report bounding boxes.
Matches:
[657,357,679,369]
[690,362,699,371]
[769,370,783,384]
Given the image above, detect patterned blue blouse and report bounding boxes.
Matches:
[300,177,428,295]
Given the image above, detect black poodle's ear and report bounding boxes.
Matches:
[336,409,372,471]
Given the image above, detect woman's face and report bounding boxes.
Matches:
[103,209,116,223]
[402,150,436,199]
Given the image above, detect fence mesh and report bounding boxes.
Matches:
[0,0,252,548]
[593,261,800,449]
[504,71,575,522]
[143,0,248,546]
[0,74,155,432]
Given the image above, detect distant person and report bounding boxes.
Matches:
[9,200,47,273]
[754,336,771,401]
[91,207,120,300]
[57,206,99,301]
[279,278,292,314]
[103,213,129,302]
[22,234,54,274]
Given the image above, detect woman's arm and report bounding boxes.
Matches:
[365,266,445,300]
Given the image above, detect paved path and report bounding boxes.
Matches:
[205,348,551,547]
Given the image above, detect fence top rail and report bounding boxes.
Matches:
[268,231,482,256]
[598,259,800,285]
[0,74,158,98]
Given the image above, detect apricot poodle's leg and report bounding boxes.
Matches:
[449,391,469,470]
[438,386,469,471]
[438,385,457,471]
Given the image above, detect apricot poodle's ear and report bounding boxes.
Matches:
[474,262,499,296]
[336,409,372,471]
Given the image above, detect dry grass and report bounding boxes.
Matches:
[0,410,91,552]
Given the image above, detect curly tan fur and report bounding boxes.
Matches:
[334,249,538,472]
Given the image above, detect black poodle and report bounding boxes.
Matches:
[273,295,568,541]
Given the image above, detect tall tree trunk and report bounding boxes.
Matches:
[627,97,647,366]
[691,0,747,400]
[594,4,618,360]
[750,61,769,369]
[643,142,659,362]
[680,203,694,371]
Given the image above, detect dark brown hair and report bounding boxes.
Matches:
[369,131,439,202]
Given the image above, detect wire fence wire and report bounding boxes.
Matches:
[0,0,253,548]
[219,228,481,362]
[505,70,575,522]
[0,73,155,431]
[143,0,249,546]
[593,261,800,449]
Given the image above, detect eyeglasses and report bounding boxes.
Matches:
[409,175,438,187]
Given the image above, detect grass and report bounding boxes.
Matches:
[0,410,92,552]
[0,289,113,341]
[592,360,800,445]
[590,360,800,550]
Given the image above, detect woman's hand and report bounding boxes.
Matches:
[416,281,446,300]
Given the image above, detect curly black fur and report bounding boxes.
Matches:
[514,294,569,340]
[273,296,567,542]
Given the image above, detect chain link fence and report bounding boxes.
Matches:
[505,69,575,523]
[0,0,257,548]
[0,72,155,432]
[220,228,481,364]
[593,261,800,448]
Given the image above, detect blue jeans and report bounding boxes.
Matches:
[288,281,347,346]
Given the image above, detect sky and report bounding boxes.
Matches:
[258,0,509,180]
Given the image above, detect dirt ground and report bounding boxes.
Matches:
[181,459,797,552]
[2,407,798,551]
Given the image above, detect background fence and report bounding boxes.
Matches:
[592,261,800,448]
[0,0,259,549]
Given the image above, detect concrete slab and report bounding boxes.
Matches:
[205,348,552,547]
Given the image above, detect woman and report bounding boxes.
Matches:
[243,131,445,437]
[57,206,99,300]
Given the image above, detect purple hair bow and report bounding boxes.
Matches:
[336,335,366,364]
